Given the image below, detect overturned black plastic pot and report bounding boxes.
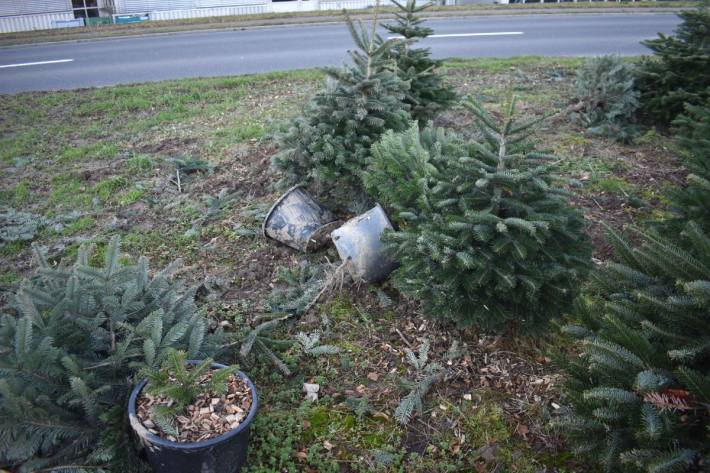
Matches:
[262,185,341,252]
[331,203,398,283]
[128,362,258,473]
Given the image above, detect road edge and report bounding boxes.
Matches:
[0,6,688,49]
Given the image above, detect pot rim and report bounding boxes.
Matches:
[332,202,392,238]
[261,184,304,239]
[128,361,258,450]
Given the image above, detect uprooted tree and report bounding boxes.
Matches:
[367,96,592,331]
[383,0,456,124]
[273,10,410,206]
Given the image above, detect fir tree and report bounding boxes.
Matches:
[669,101,710,232]
[635,5,710,125]
[367,96,592,331]
[572,55,640,142]
[383,0,456,124]
[557,222,710,473]
[273,9,410,204]
[140,350,238,438]
[0,237,220,472]
[395,340,462,425]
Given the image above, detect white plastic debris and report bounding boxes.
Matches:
[303,383,320,402]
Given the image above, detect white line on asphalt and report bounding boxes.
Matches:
[388,32,524,39]
[0,59,74,69]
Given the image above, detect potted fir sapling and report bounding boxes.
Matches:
[129,350,258,473]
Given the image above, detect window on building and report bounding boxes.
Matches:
[73,0,100,18]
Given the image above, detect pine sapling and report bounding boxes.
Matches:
[296,331,340,357]
[556,222,710,473]
[369,95,592,331]
[383,0,456,123]
[572,55,640,142]
[635,4,710,125]
[395,340,462,425]
[140,350,238,438]
[273,7,410,205]
[0,237,219,472]
[668,101,710,231]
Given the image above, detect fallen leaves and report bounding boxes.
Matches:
[136,372,252,443]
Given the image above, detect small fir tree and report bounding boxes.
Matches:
[572,55,640,142]
[394,340,462,425]
[273,9,410,204]
[0,237,219,472]
[669,101,710,232]
[635,5,710,125]
[383,0,456,123]
[556,222,710,473]
[140,350,238,438]
[367,96,592,331]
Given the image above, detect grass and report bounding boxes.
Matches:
[0,1,695,47]
[0,56,683,472]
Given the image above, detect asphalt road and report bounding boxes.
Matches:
[0,13,679,94]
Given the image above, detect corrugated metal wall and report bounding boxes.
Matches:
[0,0,71,16]
[150,3,269,19]
[119,0,266,13]
[0,12,75,33]
[0,0,436,33]
[320,0,393,10]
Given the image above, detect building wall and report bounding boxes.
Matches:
[149,4,271,20]
[0,0,74,33]
[115,0,268,13]
[0,0,72,16]
[0,0,454,34]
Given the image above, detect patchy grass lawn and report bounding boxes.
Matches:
[0,57,684,472]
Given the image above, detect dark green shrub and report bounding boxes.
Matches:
[0,237,220,472]
[572,55,640,142]
[367,96,592,331]
[635,5,710,125]
[556,223,710,473]
[669,101,710,231]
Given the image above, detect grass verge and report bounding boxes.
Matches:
[0,56,684,472]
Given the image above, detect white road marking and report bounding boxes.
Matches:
[0,59,74,69]
[389,32,523,39]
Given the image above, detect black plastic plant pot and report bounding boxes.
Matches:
[262,185,341,252]
[331,203,398,283]
[128,362,258,473]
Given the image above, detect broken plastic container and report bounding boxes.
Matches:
[262,185,340,252]
[331,203,398,283]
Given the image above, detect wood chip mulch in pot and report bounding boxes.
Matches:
[136,371,252,443]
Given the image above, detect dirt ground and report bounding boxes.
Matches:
[0,57,684,472]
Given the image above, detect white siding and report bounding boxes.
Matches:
[149,3,269,19]
[271,0,319,12]
[0,0,71,16]
[0,12,75,33]
[320,0,383,9]
[119,0,265,13]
